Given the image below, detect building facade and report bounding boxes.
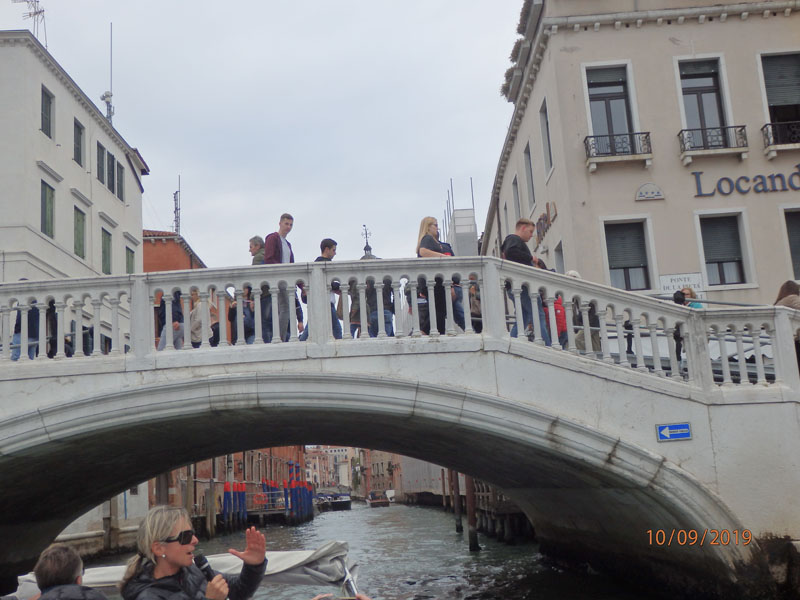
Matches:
[0,30,149,283]
[482,0,800,306]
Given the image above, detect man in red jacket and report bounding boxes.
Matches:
[263,213,303,341]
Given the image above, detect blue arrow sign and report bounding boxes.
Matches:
[656,422,692,442]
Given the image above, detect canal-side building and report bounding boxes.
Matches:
[481,0,800,306]
[0,28,150,553]
[0,30,149,283]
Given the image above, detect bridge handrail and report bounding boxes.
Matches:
[0,257,797,393]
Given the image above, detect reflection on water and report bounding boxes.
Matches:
[89,503,658,600]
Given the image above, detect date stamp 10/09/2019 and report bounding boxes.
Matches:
[647,529,753,547]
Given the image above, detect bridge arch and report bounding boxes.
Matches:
[1,371,758,597]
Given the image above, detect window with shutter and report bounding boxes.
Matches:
[74,207,85,259]
[40,181,54,238]
[700,216,744,285]
[102,229,112,275]
[41,88,53,138]
[762,54,800,143]
[785,211,800,279]
[97,143,106,184]
[605,222,650,290]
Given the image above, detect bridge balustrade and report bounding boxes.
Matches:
[0,258,797,393]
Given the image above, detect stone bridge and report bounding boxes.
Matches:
[1,257,799,599]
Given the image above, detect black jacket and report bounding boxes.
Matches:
[39,584,107,600]
[121,559,265,600]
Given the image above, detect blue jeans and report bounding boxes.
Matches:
[299,303,342,341]
[368,310,394,337]
[509,289,551,346]
[453,285,465,331]
[11,332,37,360]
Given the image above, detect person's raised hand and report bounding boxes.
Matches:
[228,526,266,565]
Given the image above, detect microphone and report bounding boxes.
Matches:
[194,554,215,582]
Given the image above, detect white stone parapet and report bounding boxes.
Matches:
[0,257,795,395]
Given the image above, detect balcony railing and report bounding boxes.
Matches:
[584,132,651,158]
[678,125,747,152]
[762,121,800,147]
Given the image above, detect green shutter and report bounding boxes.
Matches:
[606,222,647,269]
[126,248,135,274]
[786,212,800,279]
[97,143,105,184]
[107,153,115,192]
[41,89,52,137]
[701,216,742,262]
[102,229,112,274]
[116,163,125,201]
[762,54,800,107]
[40,181,54,238]
[74,208,85,258]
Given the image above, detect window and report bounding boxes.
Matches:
[539,100,553,171]
[786,211,800,279]
[762,54,800,144]
[116,162,125,201]
[41,181,55,238]
[680,60,726,149]
[41,87,53,138]
[102,228,112,274]
[587,67,632,155]
[73,119,84,166]
[126,247,135,274]
[106,152,116,193]
[74,207,86,258]
[523,143,535,210]
[700,215,744,285]
[97,143,106,184]
[512,176,521,222]
[605,222,650,290]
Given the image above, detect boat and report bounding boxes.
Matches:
[315,494,332,512]
[366,490,390,508]
[330,493,352,511]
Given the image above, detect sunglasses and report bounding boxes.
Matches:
[162,529,195,545]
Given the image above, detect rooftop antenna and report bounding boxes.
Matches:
[173,176,181,235]
[99,23,114,123]
[470,176,475,211]
[13,0,47,47]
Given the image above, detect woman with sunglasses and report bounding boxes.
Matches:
[120,506,266,600]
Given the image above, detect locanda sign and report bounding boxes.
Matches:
[693,164,800,197]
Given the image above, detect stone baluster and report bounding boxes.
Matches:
[163,294,175,351]
[36,299,48,361]
[752,325,767,385]
[529,287,545,346]
[341,282,352,340]
[72,298,85,357]
[580,302,592,357]
[716,325,733,386]
[357,282,368,340]
[199,291,211,348]
[631,313,646,372]
[268,285,279,344]
[598,306,613,364]
[54,301,67,359]
[91,297,103,356]
[19,304,30,360]
[647,320,664,376]
[109,297,121,355]
[684,313,715,391]
[409,280,422,338]
[443,278,456,336]
[392,281,404,337]
[427,278,439,337]
[288,284,300,342]
[614,313,629,368]
[733,327,749,384]
[546,295,561,350]
[234,289,245,346]
[0,306,8,361]
[666,324,679,378]
[463,279,476,335]
[563,297,577,354]
[182,291,191,349]
[375,281,387,338]
[511,285,524,340]
[252,287,264,345]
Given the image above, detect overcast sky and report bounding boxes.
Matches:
[2,1,519,266]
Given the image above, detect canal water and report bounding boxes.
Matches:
[90,502,659,599]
